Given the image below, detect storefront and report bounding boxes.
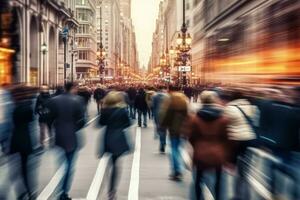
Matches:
[0,47,14,85]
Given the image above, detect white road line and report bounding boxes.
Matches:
[37,163,66,200]
[37,115,99,199]
[128,127,141,200]
[86,115,100,126]
[86,154,110,200]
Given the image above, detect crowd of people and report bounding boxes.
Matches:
[0,82,299,200]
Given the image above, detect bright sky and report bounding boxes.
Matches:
[132,0,161,69]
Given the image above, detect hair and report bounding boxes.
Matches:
[200,90,220,104]
[103,91,126,108]
[65,82,76,92]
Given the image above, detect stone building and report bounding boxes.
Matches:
[7,0,78,87]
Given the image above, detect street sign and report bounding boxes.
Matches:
[178,66,191,72]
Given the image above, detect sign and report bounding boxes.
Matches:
[178,66,191,72]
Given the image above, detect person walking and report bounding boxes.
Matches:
[94,85,106,114]
[152,87,168,153]
[127,87,137,119]
[49,82,86,200]
[0,84,13,156]
[184,91,231,200]
[35,85,52,149]
[10,85,37,199]
[161,85,188,181]
[135,88,148,127]
[222,89,259,200]
[98,91,132,200]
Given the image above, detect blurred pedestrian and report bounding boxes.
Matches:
[49,82,86,200]
[161,85,188,181]
[0,84,13,155]
[222,90,259,200]
[127,87,137,119]
[35,85,52,149]
[146,89,155,119]
[94,85,106,114]
[10,85,37,199]
[98,91,132,200]
[78,86,92,106]
[135,88,148,127]
[184,91,230,200]
[152,86,168,153]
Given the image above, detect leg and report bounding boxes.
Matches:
[215,167,222,200]
[158,127,167,152]
[61,150,76,196]
[97,101,100,114]
[109,155,120,193]
[143,111,147,127]
[39,123,46,147]
[137,110,142,127]
[20,153,31,194]
[170,136,181,176]
[195,168,204,200]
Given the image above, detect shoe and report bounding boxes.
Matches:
[159,146,165,154]
[59,193,72,200]
[169,173,182,181]
[108,191,116,200]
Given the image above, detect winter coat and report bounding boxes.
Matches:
[94,88,106,101]
[224,99,259,141]
[10,99,34,155]
[134,90,148,112]
[184,105,230,170]
[49,93,86,153]
[152,92,168,125]
[99,107,131,156]
[127,87,137,104]
[161,92,188,137]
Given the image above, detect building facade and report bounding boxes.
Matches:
[2,0,78,87]
[75,0,98,81]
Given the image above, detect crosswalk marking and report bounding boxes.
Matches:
[37,163,66,200]
[86,154,110,200]
[128,127,142,200]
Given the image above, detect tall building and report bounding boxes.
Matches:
[1,0,78,86]
[75,0,98,81]
[96,0,139,82]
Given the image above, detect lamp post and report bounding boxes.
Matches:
[176,0,192,86]
[41,42,47,84]
[97,0,106,84]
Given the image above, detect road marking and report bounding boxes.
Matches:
[128,127,141,200]
[86,154,110,200]
[86,115,100,126]
[37,163,66,200]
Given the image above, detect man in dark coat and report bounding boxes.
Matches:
[35,85,52,149]
[126,87,137,119]
[49,82,86,200]
[93,86,106,113]
[10,86,37,199]
[135,88,148,127]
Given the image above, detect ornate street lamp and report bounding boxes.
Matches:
[176,0,192,86]
[97,0,106,84]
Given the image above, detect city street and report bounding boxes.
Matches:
[1,102,195,200]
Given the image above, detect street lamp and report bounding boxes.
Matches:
[176,0,192,86]
[97,0,106,84]
[41,42,47,84]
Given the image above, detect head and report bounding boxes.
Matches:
[103,91,126,108]
[200,90,221,105]
[65,82,77,94]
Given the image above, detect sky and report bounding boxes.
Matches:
[132,0,161,69]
